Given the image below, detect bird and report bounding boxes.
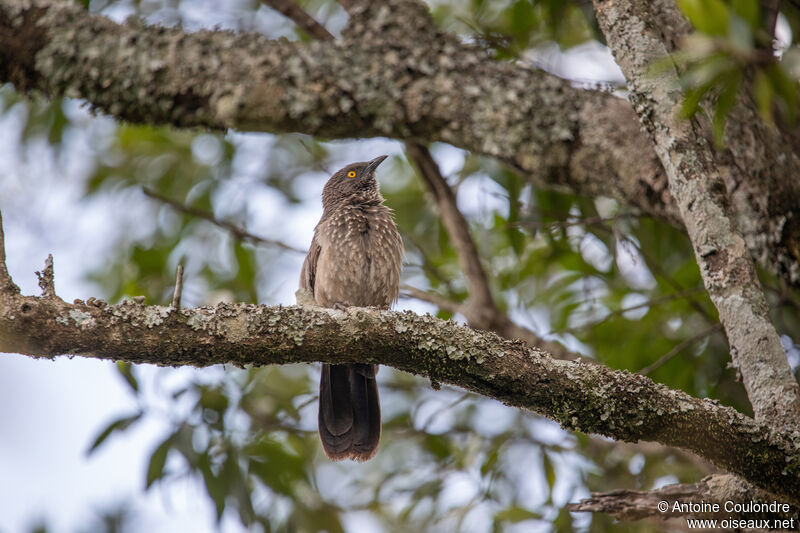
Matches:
[300,155,403,461]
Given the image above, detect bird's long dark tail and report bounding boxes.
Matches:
[318,363,381,461]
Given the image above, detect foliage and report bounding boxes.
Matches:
[674,0,800,143]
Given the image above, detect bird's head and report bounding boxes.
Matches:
[321,155,388,210]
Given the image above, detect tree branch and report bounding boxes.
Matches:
[0,208,798,504]
[567,474,798,522]
[0,281,799,504]
[0,210,19,295]
[639,324,724,376]
[171,264,184,309]
[35,253,56,299]
[401,284,583,362]
[593,0,800,428]
[260,0,335,41]
[406,142,496,319]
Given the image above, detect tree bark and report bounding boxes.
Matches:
[0,280,798,506]
[568,474,799,523]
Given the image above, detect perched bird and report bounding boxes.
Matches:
[300,155,403,461]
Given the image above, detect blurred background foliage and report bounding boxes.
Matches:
[2,0,800,532]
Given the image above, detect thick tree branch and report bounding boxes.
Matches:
[1,0,798,287]
[1,284,799,504]
[593,0,800,428]
[0,207,798,504]
[568,474,799,523]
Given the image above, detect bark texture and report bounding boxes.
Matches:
[0,285,799,505]
[567,474,799,522]
[1,0,799,287]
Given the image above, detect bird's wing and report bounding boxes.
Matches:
[300,232,321,294]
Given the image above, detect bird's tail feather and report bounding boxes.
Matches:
[318,363,381,461]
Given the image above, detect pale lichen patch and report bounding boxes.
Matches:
[68,309,96,329]
[143,305,171,328]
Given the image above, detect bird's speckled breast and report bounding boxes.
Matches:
[313,204,403,308]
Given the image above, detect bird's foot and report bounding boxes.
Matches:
[332,301,350,311]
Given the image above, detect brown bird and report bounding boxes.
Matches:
[300,155,403,461]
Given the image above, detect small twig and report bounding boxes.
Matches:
[171,264,184,309]
[639,323,723,375]
[402,236,459,297]
[142,188,304,253]
[400,285,463,315]
[0,210,20,295]
[556,287,705,335]
[36,254,57,299]
[420,392,471,431]
[260,0,335,41]
[337,0,357,15]
[515,212,642,231]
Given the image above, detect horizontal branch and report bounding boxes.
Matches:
[568,475,799,522]
[0,289,798,505]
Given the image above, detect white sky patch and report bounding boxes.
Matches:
[524,41,626,86]
[473,401,517,436]
[652,474,681,490]
[621,292,650,321]
[191,134,224,167]
[615,237,657,290]
[579,233,612,272]
[667,317,683,332]
[456,174,510,222]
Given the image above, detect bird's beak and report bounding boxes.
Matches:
[362,155,388,176]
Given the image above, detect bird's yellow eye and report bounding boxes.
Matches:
[347,170,357,178]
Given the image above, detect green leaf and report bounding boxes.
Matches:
[543,451,556,490]
[677,0,729,35]
[494,505,542,523]
[766,63,798,123]
[753,69,774,122]
[87,412,142,454]
[198,453,227,520]
[730,0,760,29]
[712,70,742,146]
[247,438,306,495]
[116,361,139,393]
[680,83,713,119]
[146,434,173,488]
[481,448,499,476]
